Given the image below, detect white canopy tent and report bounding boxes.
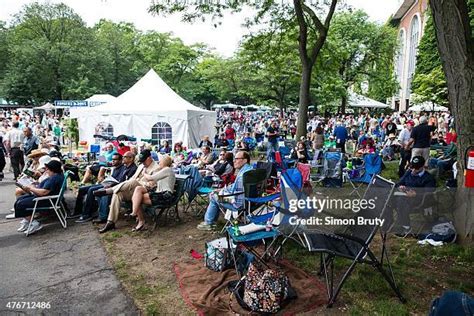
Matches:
[72,69,216,148]
[348,92,389,108]
[34,102,55,110]
[86,94,116,106]
[408,102,448,112]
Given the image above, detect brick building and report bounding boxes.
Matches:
[390,0,429,111]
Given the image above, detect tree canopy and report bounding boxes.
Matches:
[0,2,398,114]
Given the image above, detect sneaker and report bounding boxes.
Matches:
[196,222,215,231]
[24,220,43,235]
[10,208,14,213]
[17,219,29,232]
[5,213,15,219]
[75,216,93,223]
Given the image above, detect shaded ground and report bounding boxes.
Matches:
[100,161,473,315]
[0,170,138,315]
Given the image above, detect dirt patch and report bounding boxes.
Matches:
[100,207,474,315]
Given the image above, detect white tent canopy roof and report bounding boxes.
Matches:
[348,92,389,108]
[75,69,216,148]
[91,70,209,115]
[86,94,116,103]
[409,102,448,112]
[34,102,55,110]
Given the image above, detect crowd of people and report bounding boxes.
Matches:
[0,107,457,236]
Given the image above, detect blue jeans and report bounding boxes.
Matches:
[204,194,238,225]
[266,141,279,159]
[76,184,103,217]
[97,195,112,220]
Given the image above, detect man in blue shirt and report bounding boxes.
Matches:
[197,151,253,230]
[392,156,436,236]
[333,121,348,153]
[75,152,137,223]
[14,160,65,235]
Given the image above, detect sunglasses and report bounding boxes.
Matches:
[235,157,246,160]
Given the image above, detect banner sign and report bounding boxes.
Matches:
[54,100,88,107]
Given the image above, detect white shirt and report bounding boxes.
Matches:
[6,128,24,148]
[398,128,411,146]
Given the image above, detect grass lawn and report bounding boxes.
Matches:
[101,161,474,315]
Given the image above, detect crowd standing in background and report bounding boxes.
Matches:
[1,107,457,235]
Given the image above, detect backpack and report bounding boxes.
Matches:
[418,222,457,243]
[242,261,290,313]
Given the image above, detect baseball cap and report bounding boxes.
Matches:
[138,149,151,163]
[44,160,62,173]
[411,156,425,169]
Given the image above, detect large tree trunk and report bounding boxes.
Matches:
[430,0,474,241]
[340,93,347,114]
[296,63,312,138]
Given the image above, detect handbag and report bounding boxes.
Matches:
[242,261,290,313]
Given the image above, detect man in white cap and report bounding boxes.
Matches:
[406,116,437,167]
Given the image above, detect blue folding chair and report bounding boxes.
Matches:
[346,152,383,196]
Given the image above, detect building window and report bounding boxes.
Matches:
[407,15,420,95]
[151,122,172,145]
[95,122,114,138]
[396,30,405,85]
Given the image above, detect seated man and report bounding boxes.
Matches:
[392,156,436,236]
[429,141,457,177]
[74,152,138,223]
[195,145,215,169]
[96,149,160,233]
[14,160,65,235]
[214,133,229,148]
[242,132,256,151]
[197,151,253,231]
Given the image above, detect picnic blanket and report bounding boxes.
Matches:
[174,259,326,315]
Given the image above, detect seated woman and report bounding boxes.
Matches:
[14,160,65,235]
[81,143,117,184]
[159,140,171,154]
[198,135,213,148]
[171,142,188,167]
[130,156,176,231]
[381,134,400,161]
[200,151,234,177]
[290,141,310,163]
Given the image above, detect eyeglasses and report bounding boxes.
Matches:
[124,156,133,159]
[112,158,120,161]
[235,157,246,160]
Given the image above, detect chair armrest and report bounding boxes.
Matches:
[33,195,60,202]
[218,190,244,198]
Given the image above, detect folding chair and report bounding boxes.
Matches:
[178,165,204,214]
[256,161,278,193]
[218,169,267,233]
[25,171,71,237]
[301,175,405,307]
[226,168,308,275]
[144,175,189,230]
[296,162,312,193]
[314,151,343,187]
[346,153,382,196]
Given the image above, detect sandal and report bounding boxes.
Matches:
[132,223,146,232]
